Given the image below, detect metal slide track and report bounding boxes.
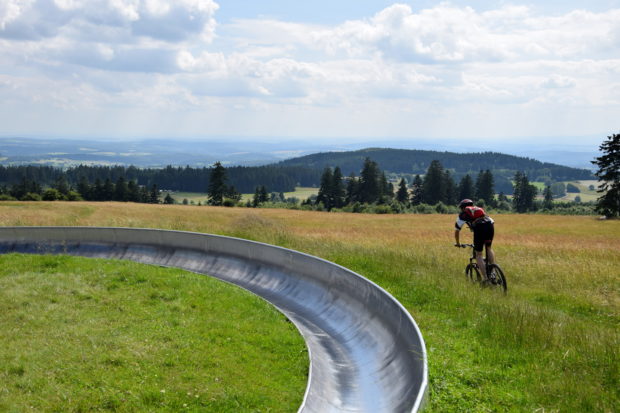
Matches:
[0,227,427,412]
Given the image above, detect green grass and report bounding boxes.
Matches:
[0,203,618,412]
[0,253,308,413]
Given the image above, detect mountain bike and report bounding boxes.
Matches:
[458,243,507,293]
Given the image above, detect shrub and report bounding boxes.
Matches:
[42,188,63,201]
[21,192,42,201]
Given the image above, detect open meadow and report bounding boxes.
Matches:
[0,201,618,412]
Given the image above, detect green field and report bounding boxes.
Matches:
[0,254,307,412]
[0,202,618,412]
[163,187,318,204]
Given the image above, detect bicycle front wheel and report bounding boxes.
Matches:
[466,263,481,283]
[488,264,507,293]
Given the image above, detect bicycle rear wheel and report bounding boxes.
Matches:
[466,263,481,283]
[487,264,507,293]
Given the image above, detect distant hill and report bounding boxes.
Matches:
[277,148,594,194]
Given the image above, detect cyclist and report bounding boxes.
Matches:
[454,199,496,282]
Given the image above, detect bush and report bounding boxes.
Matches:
[0,194,16,201]
[66,191,83,201]
[566,183,581,193]
[42,188,63,201]
[222,198,237,207]
[373,205,391,214]
[21,192,42,201]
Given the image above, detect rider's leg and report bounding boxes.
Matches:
[475,250,487,279]
[486,245,496,265]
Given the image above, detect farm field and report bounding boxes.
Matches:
[0,202,618,412]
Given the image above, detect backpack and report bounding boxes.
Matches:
[463,206,487,221]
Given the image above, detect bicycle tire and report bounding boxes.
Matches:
[465,263,481,283]
[487,263,507,293]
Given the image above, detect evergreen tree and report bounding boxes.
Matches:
[475,169,495,206]
[207,161,227,206]
[512,171,537,212]
[332,167,346,208]
[77,176,92,200]
[592,133,620,218]
[53,175,70,196]
[103,178,114,200]
[149,184,160,204]
[359,158,381,204]
[259,185,269,203]
[252,186,261,207]
[380,172,392,202]
[225,185,242,202]
[114,176,129,202]
[543,186,554,210]
[93,178,104,201]
[410,174,423,206]
[317,167,335,210]
[396,178,409,204]
[458,174,475,201]
[345,173,359,204]
[163,193,175,204]
[127,180,140,202]
[422,160,446,205]
[443,170,457,205]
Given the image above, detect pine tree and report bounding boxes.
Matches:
[512,171,537,212]
[592,133,620,218]
[475,170,495,206]
[396,178,409,204]
[458,174,475,201]
[543,186,554,210]
[332,167,346,208]
[207,161,227,206]
[422,160,446,205]
[77,176,92,200]
[317,167,334,210]
[359,158,381,204]
[345,173,359,204]
[410,174,423,206]
[114,176,129,202]
[127,180,140,202]
[163,193,175,204]
[443,170,457,205]
[149,184,160,204]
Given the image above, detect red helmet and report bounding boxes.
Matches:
[458,199,474,208]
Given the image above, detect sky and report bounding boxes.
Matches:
[0,0,619,147]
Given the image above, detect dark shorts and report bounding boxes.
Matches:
[473,221,494,252]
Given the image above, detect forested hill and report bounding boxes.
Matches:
[277,148,593,193]
[278,148,592,178]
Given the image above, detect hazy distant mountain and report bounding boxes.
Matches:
[0,136,599,170]
[0,137,321,167]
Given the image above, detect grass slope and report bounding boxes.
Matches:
[0,201,618,412]
[0,253,307,412]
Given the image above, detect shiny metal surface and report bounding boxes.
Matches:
[0,227,427,412]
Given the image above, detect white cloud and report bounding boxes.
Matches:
[0,1,618,139]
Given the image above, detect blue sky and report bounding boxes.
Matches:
[0,1,619,147]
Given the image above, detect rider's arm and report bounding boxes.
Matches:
[454,217,464,246]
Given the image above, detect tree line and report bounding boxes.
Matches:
[310,157,594,214]
[0,164,320,194]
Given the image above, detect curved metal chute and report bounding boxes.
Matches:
[0,227,427,412]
